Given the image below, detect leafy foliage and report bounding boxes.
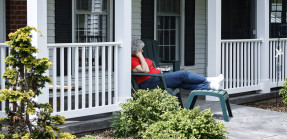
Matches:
[142,108,228,139]
[0,26,76,138]
[111,88,180,138]
[111,88,228,138]
[280,78,287,104]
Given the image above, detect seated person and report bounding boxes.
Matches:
[131,38,224,90]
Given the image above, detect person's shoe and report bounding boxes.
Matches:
[210,81,220,90]
[209,74,224,90]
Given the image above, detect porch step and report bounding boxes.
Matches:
[229,90,280,104]
[58,112,113,135]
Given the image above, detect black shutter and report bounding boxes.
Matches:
[55,0,72,75]
[185,0,195,66]
[141,0,154,39]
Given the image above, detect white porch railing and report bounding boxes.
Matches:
[221,39,263,94]
[269,38,287,88]
[47,42,122,118]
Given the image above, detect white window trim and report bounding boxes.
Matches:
[0,0,5,43]
[154,0,185,62]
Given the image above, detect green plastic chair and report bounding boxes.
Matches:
[141,39,180,71]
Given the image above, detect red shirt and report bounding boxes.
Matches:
[131,57,161,84]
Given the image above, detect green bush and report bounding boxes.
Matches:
[142,108,228,139]
[111,88,180,138]
[111,88,228,138]
[280,79,287,104]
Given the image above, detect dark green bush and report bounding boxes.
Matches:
[111,88,228,138]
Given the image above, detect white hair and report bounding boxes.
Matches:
[131,38,145,55]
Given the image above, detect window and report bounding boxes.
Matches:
[270,0,287,38]
[156,0,180,61]
[75,0,108,43]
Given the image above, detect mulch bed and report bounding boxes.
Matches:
[244,97,287,113]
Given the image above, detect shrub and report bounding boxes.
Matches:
[142,108,228,139]
[111,88,180,138]
[280,79,287,104]
[111,88,228,138]
[0,26,76,138]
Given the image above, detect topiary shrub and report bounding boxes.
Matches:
[111,88,228,138]
[111,88,180,138]
[0,26,76,138]
[142,107,228,139]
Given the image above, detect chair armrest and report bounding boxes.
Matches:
[161,60,180,71]
[131,73,168,90]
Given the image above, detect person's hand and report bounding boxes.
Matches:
[135,50,144,58]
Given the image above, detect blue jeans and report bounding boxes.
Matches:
[139,71,210,90]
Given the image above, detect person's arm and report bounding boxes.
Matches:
[132,50,149,73]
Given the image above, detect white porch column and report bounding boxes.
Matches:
[0,0,5,42]
[206,0,221,101]
[115,0,132,103]
[257,0,271,93]
[27,0,49,103]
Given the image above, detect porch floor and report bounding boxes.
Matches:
[59,90,287,138]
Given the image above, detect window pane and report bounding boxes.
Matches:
[276,12,282,23]
[271,12,276,23]
[76,14,107,43]
[77,0,107,12]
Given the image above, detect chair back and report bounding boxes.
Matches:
[141,39,160,67]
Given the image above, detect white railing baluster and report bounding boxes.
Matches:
[248,42,251,86]
[53,48,57,111]
[241,42,244,87]
[114,46,118,104]
[226,43,229,89]
[60,47,64,112]
[230,42,233,88]
[89,47,92,108]
[282,41,283,81]
[108,46,112,105]
[255,42,258,85]
[221,43,225,88]
[82,47,86,109]
[75,47,79,110]
[258,42,261,84]
[102,47,106,106]
[251,42,254,85]
[244,42,247,87]
[269,41,272,80]
[273,41,276,83]
[237,42,240,88]
[285,41,287,81]
[233,42,236,88]
[95,47,99,107]
[68,47,72,111]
